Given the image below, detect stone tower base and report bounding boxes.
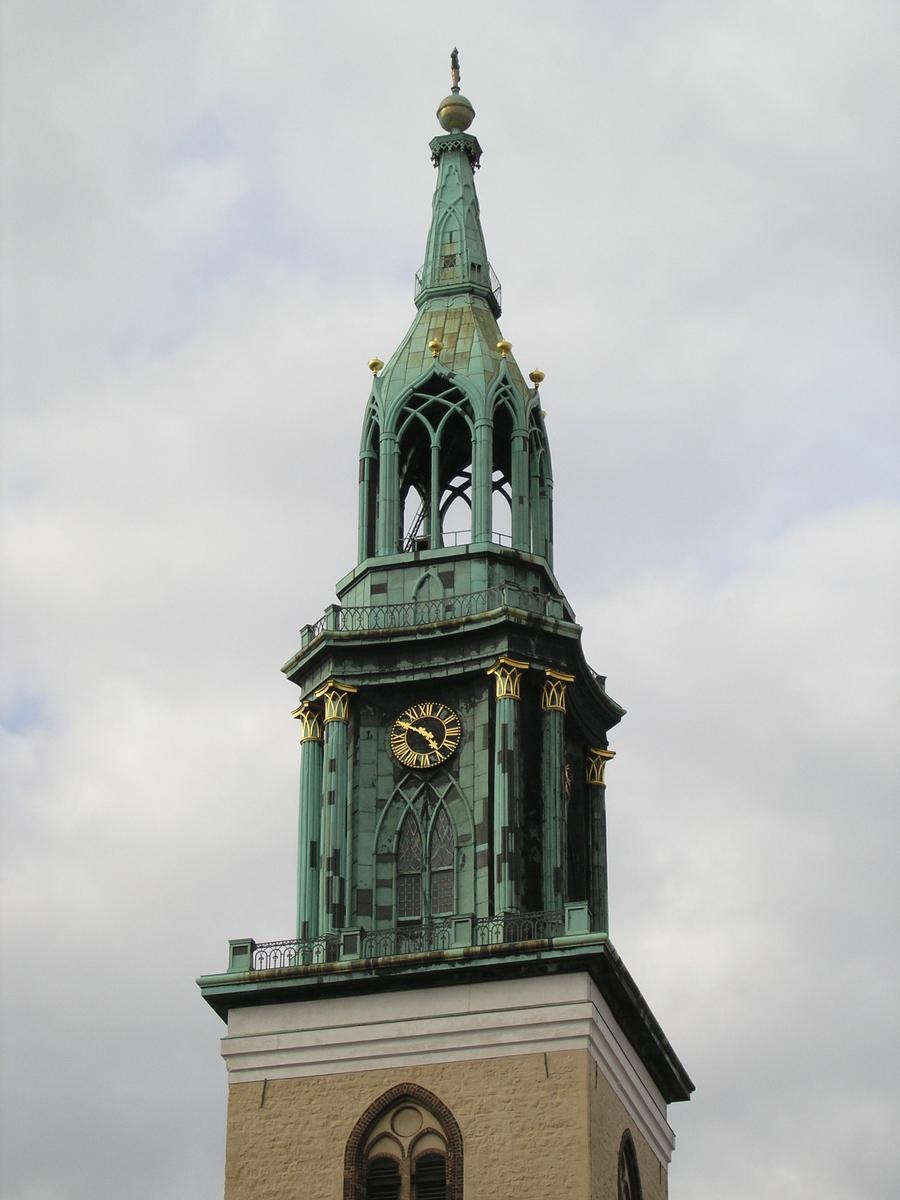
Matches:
[219,973,674,1199]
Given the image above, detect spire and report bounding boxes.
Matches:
[416,50,501,317]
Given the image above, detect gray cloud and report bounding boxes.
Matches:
[2,2,898,1197]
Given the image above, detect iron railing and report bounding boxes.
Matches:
[414,261,501,312]
[249,910,566,971]
[302,584,564,643]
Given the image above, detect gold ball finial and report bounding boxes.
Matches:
[368,357,384,375]
[437,48,475,132]
[497,340,512,359]
[428,338,443,358]
[529,369,545,386]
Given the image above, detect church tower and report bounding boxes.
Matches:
[199,54,692,1200]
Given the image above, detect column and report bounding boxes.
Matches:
[428,440,441,549]
[472,417,493,543]
[292,700,323,942]
[510,428,530,550]
[586,747,616,933]
[377,432,399,555]
[486,656,529,914]
[541,670,574,912]
[357,450,377,563]
[315,680,358,933]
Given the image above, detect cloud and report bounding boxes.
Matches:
[1,2,898,1198]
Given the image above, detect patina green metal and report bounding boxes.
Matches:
[197,62,694,1110]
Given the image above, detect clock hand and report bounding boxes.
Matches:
[411,724,440,751]
[396,719,440,752]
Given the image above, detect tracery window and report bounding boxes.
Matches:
[396,807,456,922]
[617,1130,643,1200]
[397,812,423,922]
[344,1085,462,1200]
[429,807,454,915]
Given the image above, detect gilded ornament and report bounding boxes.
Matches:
[389,701,462,770]
[529,369,545,385]
[428,338,443,358]
[496,340,512,359]
[368,357,384,375]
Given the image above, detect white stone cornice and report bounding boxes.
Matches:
[220,973,676,1166]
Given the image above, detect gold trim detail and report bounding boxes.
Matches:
[313,679,358,723]
[291,701,323,743]
[486,656,530,700]
[586,747,616,787]
[541,669,575,712]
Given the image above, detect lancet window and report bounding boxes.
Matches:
[344,1084,463,1200]
[617,1131,643,1200]
[395,379,474,553]
[395,806,456,923]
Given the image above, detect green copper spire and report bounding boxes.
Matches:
[356,53,553,567]
[416,51,499,316]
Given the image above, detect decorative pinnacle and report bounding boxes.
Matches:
[368,357,384,375]
[497,340,512,359]
[529,369,545,385]
[450,47,460,94]
[428,338,443,357]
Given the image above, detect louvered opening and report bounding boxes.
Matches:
[366,1155,401,1199]
[413,1152,447,1199]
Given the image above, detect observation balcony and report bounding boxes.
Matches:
[298,583,575,650]
[414,260,502,316]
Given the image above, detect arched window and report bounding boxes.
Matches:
[617,1130,643,1200]
[367,1155,401,1199]
[397,812,423,922]
[344,1084,462,1200]
[429,807,455,916]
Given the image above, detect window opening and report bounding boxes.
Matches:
[397,813,423,922]
[367,1157,401,1200]
[429,808,455,916]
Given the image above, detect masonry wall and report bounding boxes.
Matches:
[223,1048,664,1199]
[588,1058,667,1200]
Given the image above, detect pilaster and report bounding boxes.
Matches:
[314,680,358,933]
[292,701,324,942]
[541,670,574,911]
[486,656,529,913]
[586,747,615,934]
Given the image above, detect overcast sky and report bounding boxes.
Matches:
[2,3,899,1198]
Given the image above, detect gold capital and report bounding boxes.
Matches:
[291,700,323,743]
[586,747,615,787]
[486,656,529,700]
[541,668,575,712]
[313,679,358,723]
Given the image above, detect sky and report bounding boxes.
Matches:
[1,2,898,1197]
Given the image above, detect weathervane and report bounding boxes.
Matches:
[450,47,460,94]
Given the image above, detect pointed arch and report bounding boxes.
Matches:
[617,1130,643,1200]
[428,804,455,916]
[343,1083,463,1200]
[389,378,476,552]
[374,770,473,927]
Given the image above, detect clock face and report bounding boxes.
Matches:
[390,701,462,770]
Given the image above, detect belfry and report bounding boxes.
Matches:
[199,54,692,1200]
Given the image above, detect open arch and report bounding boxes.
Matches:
[343,1083,463,1200]
[392,379,475,551]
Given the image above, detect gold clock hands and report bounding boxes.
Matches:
[412,724,440,751]
[395,718,441,752]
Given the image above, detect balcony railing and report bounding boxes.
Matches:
[246,910,567,972]
[300,584,567,645]
[414,261,502,313]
